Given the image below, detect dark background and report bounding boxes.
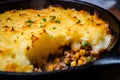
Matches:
[116,0,120,9]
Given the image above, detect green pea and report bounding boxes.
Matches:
[81,41,88,47]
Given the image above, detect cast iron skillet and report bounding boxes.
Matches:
[0,0,120,79]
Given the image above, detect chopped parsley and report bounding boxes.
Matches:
[37,14,40,17]
[42,18,46,22]
[55,20,60,23]
[26,20,33,23]
[21,32,24,35]
[53,27,56,30]
[40,25,43,28]
[51,16,56,21]
[39,22,43,28]
[76,20,81,24]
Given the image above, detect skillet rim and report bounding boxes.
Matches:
[0,0,119,76]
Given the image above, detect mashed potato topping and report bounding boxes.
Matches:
[0,6,111,72]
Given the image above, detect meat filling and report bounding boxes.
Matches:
[33,41,98,72]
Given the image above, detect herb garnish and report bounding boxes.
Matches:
[53,27,56,30]
[21,32,24,35]
[26,20,33,23]
[76,20,81,24]
[40,25,43,28]
[42,18,46,22]
[51,16,56,21]
[55,20,60,23]
[37,14,40,17]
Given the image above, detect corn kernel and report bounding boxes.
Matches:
[74,52,80,59]
[79,49,85,56]
[46,64,54,71]
[80,56,87,63]
[78,59,83,65]
[71,61,76,67]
